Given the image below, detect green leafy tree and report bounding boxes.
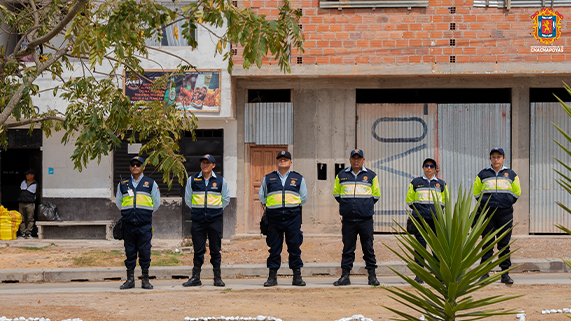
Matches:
[0,0,303,187]
[553,84,571,269]
[383,189,522,321]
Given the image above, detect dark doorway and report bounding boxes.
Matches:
[1,130,43,223]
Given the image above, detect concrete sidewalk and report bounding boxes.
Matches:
[2,273,571,294]
[1,259,570,284]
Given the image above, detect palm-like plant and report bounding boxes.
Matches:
[383,189,522,321]
[553,84,571,269]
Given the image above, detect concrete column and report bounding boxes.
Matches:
[511,85,531,235]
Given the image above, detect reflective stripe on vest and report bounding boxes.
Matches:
[266,190,301,209]
[481,177,518,197]
[191,191,223,209]
[121,191,153,211]
[338,181,373,199]
[411,187,445,205]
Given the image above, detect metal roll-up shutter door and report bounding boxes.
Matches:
[530,102,571,233]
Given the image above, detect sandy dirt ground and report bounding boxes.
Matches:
[1,236,571,270]
[1,284,571,321]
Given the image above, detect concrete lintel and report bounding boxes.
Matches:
[232,62,571,78]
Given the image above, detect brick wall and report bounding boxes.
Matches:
[234,0,571,66]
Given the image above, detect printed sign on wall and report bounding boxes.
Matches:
[124,70,222,113]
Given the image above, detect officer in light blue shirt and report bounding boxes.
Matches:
[115,156,160,290]
[182,154,230,288]
[258,150,307,287]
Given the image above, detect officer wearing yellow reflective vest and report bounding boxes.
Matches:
[332,149,381,286]
[405,158,448,284]
[115,156,161,290]
[474,147,521,285]
[259,150,307,287]
[183,154,230,287]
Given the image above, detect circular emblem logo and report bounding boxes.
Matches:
[504,173,509,177]
[144,181,149,186]
[281,151,285,155]
[436,183,440,188]
[212,182,217,187]
[291,179,296,185]
[205,154,210,158]
[363,176,368,181]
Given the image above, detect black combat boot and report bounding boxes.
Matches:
[213,266,225,287]
[292,268,306,286]
[367,268,380,286]
[183,267,202,287]
[501,273,514,284]
[141,269,153,290]
[333,269,351,286]
[120,269,135,290]
[263,268,278,287]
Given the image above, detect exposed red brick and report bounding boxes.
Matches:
[342,57,357,64]
[330,56,343,64]
[323,33,336,40]
[403,32,415,39]
[483,55,496,63]
[305,41,317,48]
[356,56,369,64]
[323,48,335,56]
[435,56,449,63]
[303,57,317,64]
[524,55,538,62]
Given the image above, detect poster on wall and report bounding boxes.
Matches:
[124,69,221,113]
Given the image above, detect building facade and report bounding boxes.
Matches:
[1,16,238,239]
[231,0,571,236]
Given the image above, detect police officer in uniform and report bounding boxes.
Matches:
[474,148,521,284]
[332,149,381,286]
[405,158,448,284]
[116,156,161,290]
[183,154,230,287]
[259,150,307,287]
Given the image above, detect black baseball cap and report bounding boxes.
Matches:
[490,148,505,156]
[24,168,36,175]
[130,156,144,164]
[199,154,216,164]
[423,158,437,167]
[276,150,292,160]
[350,149,364,158]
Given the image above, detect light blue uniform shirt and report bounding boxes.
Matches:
[422,174,438,182]
[347,166,367,178]
[184,172,230,209]
[487,165,508,176]
[259,170,307,205]
[115,174,161,212]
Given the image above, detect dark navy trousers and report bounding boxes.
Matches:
[266,214,303,269]
[191,216,223,268]
[480,207,513,271]
[123,222,153,270]
[341,218,377,270]
[411,216,438,267]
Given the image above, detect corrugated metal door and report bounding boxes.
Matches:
[437,104,511,202]
[245,103,293,145]
[530,102,571,233]
[357,103,511,232]
[357,104,438,232]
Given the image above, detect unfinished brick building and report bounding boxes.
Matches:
[231,0,571,237]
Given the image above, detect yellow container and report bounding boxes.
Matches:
[0,206,22,240]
